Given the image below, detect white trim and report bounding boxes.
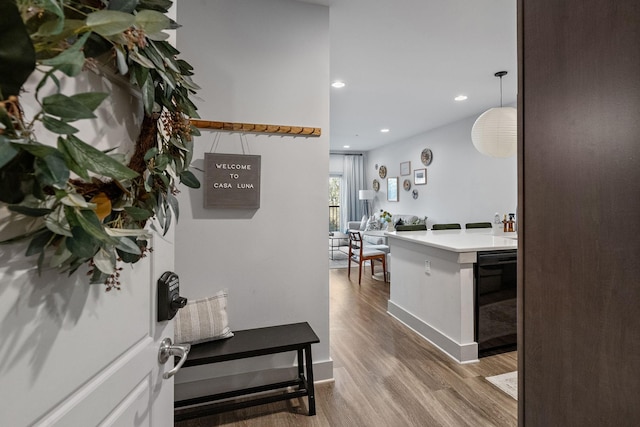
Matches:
[387,301,478,364]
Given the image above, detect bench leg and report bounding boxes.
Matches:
[297,348,304,380]
[304,345,316,416]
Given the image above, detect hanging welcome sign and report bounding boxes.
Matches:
[204,153,261,208]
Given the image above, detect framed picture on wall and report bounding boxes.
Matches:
[414,168,427,185]
[400,161,411,176]
[387,177,399,202]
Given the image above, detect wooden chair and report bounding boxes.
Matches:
[432,223,461,230]
[348,232,387,284]
[465,222,492,229]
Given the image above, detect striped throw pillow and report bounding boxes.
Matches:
[175,290,234,344]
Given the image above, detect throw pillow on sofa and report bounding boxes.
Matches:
[365,216,382,231]
[359,215,367,231]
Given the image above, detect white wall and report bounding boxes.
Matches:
[365,114,517,227]
[174,0,331,397]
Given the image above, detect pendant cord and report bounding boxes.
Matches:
[499,75,503,108]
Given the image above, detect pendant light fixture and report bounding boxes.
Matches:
[471,71,517,158]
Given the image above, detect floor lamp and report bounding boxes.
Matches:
[359,190,375,218]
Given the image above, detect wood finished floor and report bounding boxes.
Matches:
[175,268,518,427]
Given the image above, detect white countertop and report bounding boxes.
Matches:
[385,229,517,253]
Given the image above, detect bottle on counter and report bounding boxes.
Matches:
[507,213,515,232]
[503,214,508,233]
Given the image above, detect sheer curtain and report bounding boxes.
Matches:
[340,155,365,232]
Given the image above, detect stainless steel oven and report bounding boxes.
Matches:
[474,250,517,356]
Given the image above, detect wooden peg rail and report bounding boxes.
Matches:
[190,119,321,137]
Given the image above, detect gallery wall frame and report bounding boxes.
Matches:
[387,177,399,202]
[414,168,427,185]
[400,161,411,176]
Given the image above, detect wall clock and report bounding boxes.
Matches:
[421,148,433,166]
[412,189,419,199]
[373,179,380,192]
[378,165,387,178]
[403,179,411,191]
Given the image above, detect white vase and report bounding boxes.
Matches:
[387,221,395,232]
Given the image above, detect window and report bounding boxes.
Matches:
[329,176,341,231]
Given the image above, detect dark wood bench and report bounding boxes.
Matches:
[174,322,320,422]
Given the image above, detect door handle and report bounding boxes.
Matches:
[158,338,191,379]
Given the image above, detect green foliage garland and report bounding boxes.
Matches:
[0,0,201,288]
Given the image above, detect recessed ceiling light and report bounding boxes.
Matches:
[343,145,350,148]
[331,81,346,88]
[455,95,468,101]
[380,128,390,133]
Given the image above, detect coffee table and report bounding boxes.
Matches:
[328,232,348,260]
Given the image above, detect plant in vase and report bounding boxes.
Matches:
[380,210,394,231]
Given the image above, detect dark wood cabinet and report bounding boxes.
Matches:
[519,1,640,425]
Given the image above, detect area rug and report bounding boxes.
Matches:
[486,371,518,400]
[329,250,375,270]
[329,250,350,269]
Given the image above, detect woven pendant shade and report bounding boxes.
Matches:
[471,106,517,158]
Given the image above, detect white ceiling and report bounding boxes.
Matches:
[299,0,517,152]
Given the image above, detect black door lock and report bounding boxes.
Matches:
[157,271,188,321]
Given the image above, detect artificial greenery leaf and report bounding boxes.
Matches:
[117,237,145,263]
[93,247,116,274]
[154,153,169,171]
[108,0,139,13]
[180,170,200,188]
[35,153,69,188]
[41,32,91,77]
[36,17,64,37]
[131,63,150,87]
[115,236,142,255]
[0,1,36,97]
[176,59,194,75]
[115,46,128,75]
[74,209,117,245]
[124,206,153,220]
[57,136,90,181]
[50,244,72,268]
[150,40,179,72]
[0,137,19,169]
[154,39,179,57]
[39,0,64,18]
[141,43,166,71]
[71,92,109,112]
[42,93,96,120]
[135,9,170,33]
[8,205,53,217]
[45,206,72,237]
[137,0,173,13]
[17,141,58,158]
[84,32,113,59]
[144,147,158,161]
[26,229,53,256]
[141,74,155,114]
[61,135,139,180]
[66,226,98,259]
[86,10,136,37]
[146,31,169,41]
[42,115,79,134]
[166,191,179,221]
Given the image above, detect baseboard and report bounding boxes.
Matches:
[387,301,478,363]
[175,359,334,402]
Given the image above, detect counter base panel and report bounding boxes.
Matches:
[387,301,479,364]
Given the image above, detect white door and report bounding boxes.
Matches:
[0,227,177,427]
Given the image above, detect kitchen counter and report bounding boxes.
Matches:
[385,229,517,253]
[385,229,517,363]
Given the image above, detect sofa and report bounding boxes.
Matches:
[347,213,428,247]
